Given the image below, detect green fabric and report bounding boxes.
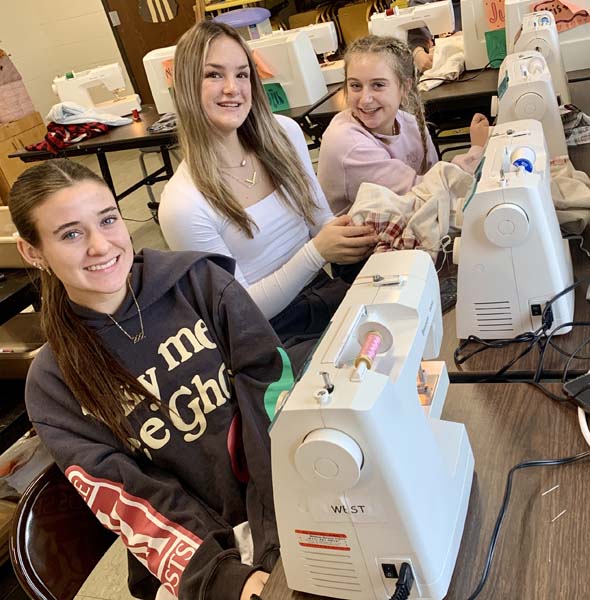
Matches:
[264,347,294,419]
[485,28,507,68]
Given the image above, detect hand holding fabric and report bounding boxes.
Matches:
[312,215,378,263]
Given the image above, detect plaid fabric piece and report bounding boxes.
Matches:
[352,210,420,253]
[25,122,110,154]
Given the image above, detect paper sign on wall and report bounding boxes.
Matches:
[484,0,506,30]
[162,58,174,88]
[263,83,290,112]
[530,0,590,32]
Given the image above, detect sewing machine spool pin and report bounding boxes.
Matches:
[350,322,394,382]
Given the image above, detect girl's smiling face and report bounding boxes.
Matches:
[17,181,133,314]
[346,52,408,136]
[201,35,252,137]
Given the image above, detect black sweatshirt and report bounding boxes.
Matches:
[25,249,294,600]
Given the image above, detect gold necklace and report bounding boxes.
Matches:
[106,280,145,344]
[221,155,257,188]
[220,156,247,168]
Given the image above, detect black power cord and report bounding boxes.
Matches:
[390,562,414,600]
[465,449,590,599]
[454,279,589,383]
[419,61,496,86]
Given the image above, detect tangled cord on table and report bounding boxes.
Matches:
[454,278,588,391]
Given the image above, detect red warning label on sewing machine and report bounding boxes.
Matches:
[295,529,350,551]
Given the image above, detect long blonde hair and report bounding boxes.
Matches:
[344,35,430,173]
[173,21,320,238]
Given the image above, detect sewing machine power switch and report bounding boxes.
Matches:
[382,563,399,579]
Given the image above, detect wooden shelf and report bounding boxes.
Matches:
[205,0,263,14]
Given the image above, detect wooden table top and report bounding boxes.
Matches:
[263,383,590,599]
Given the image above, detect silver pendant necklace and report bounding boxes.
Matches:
[107,280,145,343]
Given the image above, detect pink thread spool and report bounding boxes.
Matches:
[354,331,383,372]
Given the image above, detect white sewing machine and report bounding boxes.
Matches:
[506,0,590,71]
[492,51,568,158]
[270,22,344,84]
[513,11,570,105]
[454,119,574,340]
[247,30,327,108]
[52,63,141,117]
[460,0,490,69]
[143,26,334,115]
[272,250,474,600]
[143,46,176,115]
[369,0,455,42]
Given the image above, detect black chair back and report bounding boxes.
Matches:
[10,463,117,600]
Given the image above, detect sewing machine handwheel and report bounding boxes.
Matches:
[515,92,546,119]
[484,203,530,247]
[294,428,363,491]
[490,95,498,118]
[527,37,551,60]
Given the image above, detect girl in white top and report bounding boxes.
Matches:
[159,21,377,323]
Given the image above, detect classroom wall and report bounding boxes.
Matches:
[0,0,134,120]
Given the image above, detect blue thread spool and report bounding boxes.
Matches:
[511,146,536,173]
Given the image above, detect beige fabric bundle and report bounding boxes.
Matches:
[550,158,590,234]
[348,161,473,259]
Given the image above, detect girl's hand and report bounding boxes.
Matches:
[413,47,433,72]
[240,570,269,600]
[313,215,378,264]
[470,113,490,147]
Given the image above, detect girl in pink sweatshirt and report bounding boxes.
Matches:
[318,35,489,215]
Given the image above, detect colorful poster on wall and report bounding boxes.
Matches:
[530,0,590,32]
[484,0,506,30]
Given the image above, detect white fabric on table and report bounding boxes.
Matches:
[46,101,132,126]
[419,34,465,92]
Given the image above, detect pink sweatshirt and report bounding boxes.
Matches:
[318,109,483,215]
